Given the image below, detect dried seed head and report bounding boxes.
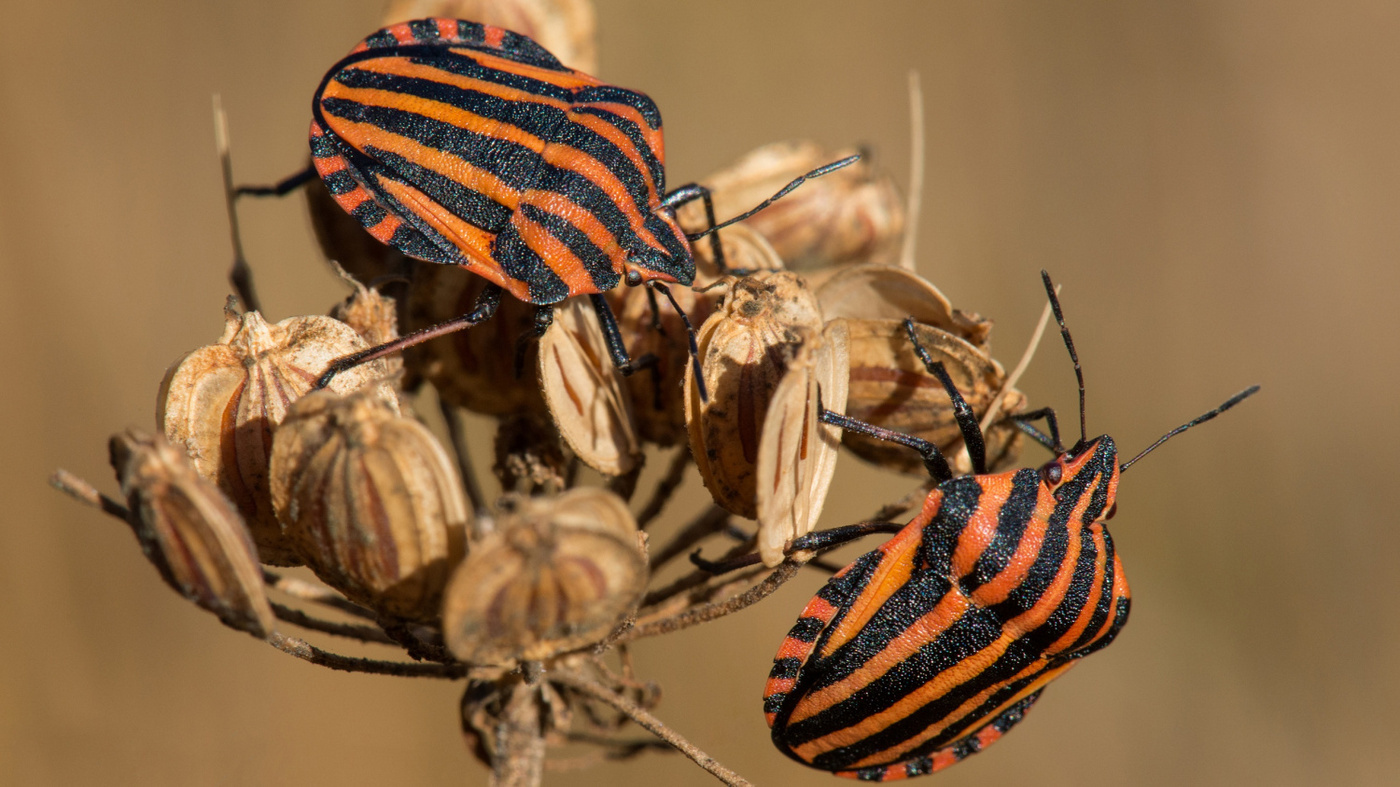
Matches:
[676,140,905,270]
[686,272,825,518]
[538,298,641,476]
[405,263,547,417]
[108,428,276,639]
[157,301,400,565]
[841,319,1025,475]
[442,489,646,665]
[330,275,403,377]
[269,388,469,621]
[691,222,786,286]
[382,0,598,72]
[755,320,850,566]
[815,263,992,348]
[494,413,568,494]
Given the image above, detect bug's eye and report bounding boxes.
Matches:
[1041,461,1063,486]
[625,269,644,286]
[1104,502,1118,520]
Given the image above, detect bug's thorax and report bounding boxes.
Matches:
[1042,435,1121,526]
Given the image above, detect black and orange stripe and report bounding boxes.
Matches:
[309,18,692,305]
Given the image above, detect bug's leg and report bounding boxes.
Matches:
[1011,406,1062,452]
[588,294,658,377]
[514,306,554,379]
[691,520,904,575]
[649,282,709,403]
[660,183,730,273]
[234,165,317,198]
[903,317,988,473]
[835,690,1044,780]
[818,406,955,484]
[317,283,503,388]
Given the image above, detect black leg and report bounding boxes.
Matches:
[317,283,503,388]
[589,294,657,376]
[903,318,988,474]
[819,407,955,483]
[235,165,317,198]
[1012,407,1062,453]
[660,183,728,272]
[649,282,708,403]
[514,306,554,378]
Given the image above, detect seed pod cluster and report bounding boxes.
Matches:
[270,388,469,621]
[157,301,399,565]
[442,489,646,665]
[108,428,275,639]
[675,140,905,270]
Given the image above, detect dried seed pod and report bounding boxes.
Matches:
[686,272,825,518]
[755,320,849,566]
[442,489,646,665]
[382,0,598,73]
[269,388,469,621]
[842,319,1025,476]
[330,275,403,376]
[108,428,275,639]
[815,263,991,349]
[538,298,640,476]
[494,413,568,494]
[405,263,546,417]
[157,301,399,565]
[691,222,786,286]
[675,140,905,270]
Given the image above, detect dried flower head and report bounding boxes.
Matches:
[686,271,825,518]
[815,262,991,347]
[382,0,598,73]
[269,388,469,621]
[330,272,403,377]
[441,488,646,665]
[108,428,275,639]
[157,300,400,565]
[538,298,641,476]
[676,140,905,270]
[691,222,787,285]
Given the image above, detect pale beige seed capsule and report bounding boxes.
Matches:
[815,263,992,349]
[382,0,598,73]
[685,272,825,518]
[841,319,1025,476]
[330,275,403,377]
[755,320,849,567]
[675,140,905,270]
[405,263,546,417]
[269,388,468,621]
[691,222,787,286]
[442,489,646,665]
[538,298,640,476]
[157,301,399,565]
[109,428,276,639]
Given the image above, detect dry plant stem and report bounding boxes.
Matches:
[491,681,546,787]
[648,505,730,570]
[262,570,380,621]
[983,292,1057,430]
[624,560,804,642]
[641,535,755,608]
[550,671,753,787]
[267,632,467,678]
[50,469,131,521]
[870,481,935,523]
[380,618,458,664]
[440,399,486,513]
[899,70,924,273]
[269,601,396,644]
[634,447,691,529]
[212,95,261,313]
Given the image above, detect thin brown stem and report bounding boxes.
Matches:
[491,681,546,787]
[649,505,730,570]
[268,602,395,644]
[550,671,751,787]
[440,399,487,513]
[635,448,691,529]
[623,561,803,642]
[267,633,466,678]
[212,95,261,313]
[50,470,131,522]
[642,534,754,608]
[262,571,379,621]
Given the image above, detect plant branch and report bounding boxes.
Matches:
[267,632,466,678]
[269,602,396,644]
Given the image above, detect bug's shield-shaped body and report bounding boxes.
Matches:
[310,19,693,305]
[766,437,1129,781]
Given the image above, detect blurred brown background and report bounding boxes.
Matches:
[3,0,1395,784]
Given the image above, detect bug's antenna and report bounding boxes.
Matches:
[1119,385,1260,473]
[1041,271,1087,450]
[650,282,708,403]
[685,155,861,241]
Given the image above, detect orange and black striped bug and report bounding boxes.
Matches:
[238,18,855,391]
[747,271,1259,780]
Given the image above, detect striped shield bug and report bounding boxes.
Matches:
[238,18,855,390]
[760,271,1259,780]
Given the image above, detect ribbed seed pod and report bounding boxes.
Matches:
[686,272,825,518]
[538,298,641,476]
[330,276,403,377]
[815,263,991,348]
[442,489,646,665]
[691,222,787,285]
[675,140,905,270]
[157,301,398,565]
[108,428,275,639]
[381,0,598,73]
[755,320,850,566]
[269,388,468,621]
[404,262,546,417]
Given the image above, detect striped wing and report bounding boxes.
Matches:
[310,18,689,304]
[767,465,1130,780]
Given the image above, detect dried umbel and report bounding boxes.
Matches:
[686,272,825,518]
[538,298,641,476]
[157,301,399,565]
[442,489,646,665]
[330,275,403,376]
[675,140,905,270]
[815,262,992,348]
[755,320,849,566]
[405,263,547,417]
[108,428,275,639]
[382,0,598,73]
[270,388,469,621]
